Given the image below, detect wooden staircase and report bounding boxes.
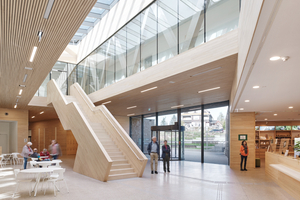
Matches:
[48,80,147,182]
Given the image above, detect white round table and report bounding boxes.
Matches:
[20,168,54,196]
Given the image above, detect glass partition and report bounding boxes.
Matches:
[203,105,229,165]
[181,108,202,162]
[36,0,240,97]
[206,0,239,42]
[127,16,141,76]
[179,0,205,53]
[130,101,229,164]
[157,0,178,63]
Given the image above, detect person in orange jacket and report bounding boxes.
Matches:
[240,140,249,171]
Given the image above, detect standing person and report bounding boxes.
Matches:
[162,140,171,173]
[240,140,249,171]
[20,142,33,169]
[49,140,62,160]
[147,136,159,174]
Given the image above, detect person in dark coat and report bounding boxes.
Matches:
[162,140,171,173]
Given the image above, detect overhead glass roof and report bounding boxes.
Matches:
[70,0,120,45]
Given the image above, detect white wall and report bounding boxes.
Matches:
[114,116,130,134]
[77,0,154,63]
[0,121,18,153]
[10,122,18,153]
[0,122,10,153]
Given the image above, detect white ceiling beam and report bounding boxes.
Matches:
[88,12,102,19]
[72,35,83,40]
[94,2,110,10]
[82,21,94,26]
[77,29,88,34]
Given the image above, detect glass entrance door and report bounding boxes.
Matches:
[152,130,179,160]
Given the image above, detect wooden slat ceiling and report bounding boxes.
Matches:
[0,0,97,109]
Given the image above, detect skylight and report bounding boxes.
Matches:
[70,0,119,45]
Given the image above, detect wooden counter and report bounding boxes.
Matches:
[265,152,300,199]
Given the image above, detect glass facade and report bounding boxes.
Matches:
[68,0,239,95]
[35,61,75,97]
[36,0,239,97]
[130,101,229,165]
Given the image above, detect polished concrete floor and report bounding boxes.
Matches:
[0,156,295,200]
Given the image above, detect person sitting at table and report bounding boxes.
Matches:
[31,148,39,158]
[20,142,33,169]
[40,148,51,161]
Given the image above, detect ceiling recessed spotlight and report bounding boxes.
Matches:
[23,74,28,83]
[19,85,26,87]
[171,105,184,108]
[127,113,135,116]
[37,31,43,42]
[141,86,157,93]
[198,87,220,94]
[127,106,137,109]
[245,100,250,102]
[32,116,35,118]
[274,114,277,116]
[289,106,293,109]
[270,56,281,61]
[40,111,44,114]
[265,118,268,120]
[102,101,111,105]
[169,81,175,84]
[240,108,244,110]
[19,89,23,95]
[253,86,260,89]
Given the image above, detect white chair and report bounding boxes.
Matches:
[2,154,11,166]
[13,169,35,197]
[0,155,4,168]
[12,153,20,165]
[43,168,69,196]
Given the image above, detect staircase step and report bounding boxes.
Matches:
[107,152,123,157]
[109,168,134,175]
[110,155,126,160]
[108,172,138,181]
[111,163,131,170]
[113,159,128,165]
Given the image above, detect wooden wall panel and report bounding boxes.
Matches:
[29,119,77,155]
[67,130,78,155]
[230,112,255,169]
[265,152,300,199]
[114,116,130,134]
[0,108,28,153]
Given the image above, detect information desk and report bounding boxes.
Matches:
[265,152,300,199]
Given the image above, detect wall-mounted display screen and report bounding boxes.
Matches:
[292,126,300,130]
[276,126,291,131]
[260,126,275,131]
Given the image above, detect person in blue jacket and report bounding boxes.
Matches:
[162,140,171,173]
[147,136,159,174]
